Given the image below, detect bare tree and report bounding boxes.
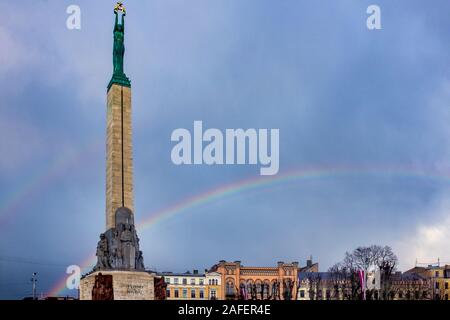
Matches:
[331,245,398,300]
[328,263,352,300]
[304,273,322,300]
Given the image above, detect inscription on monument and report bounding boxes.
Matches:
[125,284,144,295]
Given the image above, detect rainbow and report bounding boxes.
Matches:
[0,139,103,225]
[47,164,450,297]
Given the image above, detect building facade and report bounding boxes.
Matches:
[161,270,206,300]
[205,271,222,300]
[406,264,450,300]
[388,272,430,300]
[211,260,303,300]
[297,272,341,300]
[297,271,431,300]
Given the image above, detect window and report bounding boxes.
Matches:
[200,289,204,299]
[183,278,187,285]
[182,289,187,298]
[226,281,235,296]
[256,282,262,296]
[174,289,179,298]
[326,290,331,300]
[415,291,419,300]
[300,290,305,298]
[436,282,440,289]
[165,278,170,284]
[166,289,170,298]
[445,282,449,290]
[436,271,440,278]
[398,291,403,299]
[209,289,215,299]
[199,279,204,285]
[174,278,179,285]
[190,278,195,285]
[445,294,449,300]
[215,279,219,285]
[191,289,196,299]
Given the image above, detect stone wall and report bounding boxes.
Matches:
[80,270,155,300]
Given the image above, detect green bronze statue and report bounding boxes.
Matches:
[108,2,130,90]
[113,5,125,76]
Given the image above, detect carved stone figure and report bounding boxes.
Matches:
[95,233,110,270]
[136,251,145,270]
[120,223,135,269]
[92,273,114,300]
[94,207,145,271]
[154,277,167,300]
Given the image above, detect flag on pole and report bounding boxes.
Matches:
[357,270,366,300]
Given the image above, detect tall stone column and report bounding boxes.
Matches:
[80,3,155,300]
[106,84,134,230]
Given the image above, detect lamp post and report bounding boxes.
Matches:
[31,272,37,300]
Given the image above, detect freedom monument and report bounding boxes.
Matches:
[79,2,158,300]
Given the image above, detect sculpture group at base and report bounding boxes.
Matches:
[94,207,145,271]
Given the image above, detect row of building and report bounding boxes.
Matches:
[157,260,450,300]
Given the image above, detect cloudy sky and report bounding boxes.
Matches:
[1,0,450,299]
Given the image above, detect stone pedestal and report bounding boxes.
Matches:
[80,270,155,300]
